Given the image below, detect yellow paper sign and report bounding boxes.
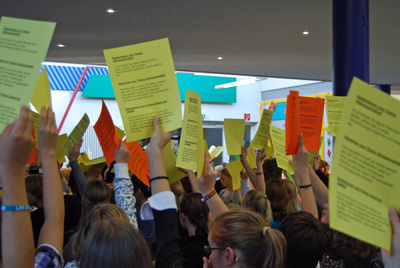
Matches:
[115,126,125,140]
[162,142,186,185]
[176,90,204,178]
[329,78,400,251]
[31,67,51,112]
[266,145,274,159]
[209,145,225,159]
[62,114,90,156]
[225,160,244,190]
[308,151,319,167]
[326,96,346,136]
[56,134,67,163]
[104,38,182,142]
[251,109,273,149]
[32,112,41,150]
[224,119,245,155]
[269,126,295,175]
[0,17,56,132]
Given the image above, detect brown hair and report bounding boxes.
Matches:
[281,180,298,213]
[210,210,286,268]
[265,180,289,221]
[81,180,112,217]
[25,174,43,201]
[332,231,371,259]
[242,190,273,224]
[280,211,328,268]
[180,193,209,235]
[318,160,330,176]
[262,158,283,182]
[79,218,152,268]
[73,203,128,261]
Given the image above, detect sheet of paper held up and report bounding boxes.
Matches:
[209,145,225,159]
[325,96,346,136]
[62,114,90,156]
[176,90,204,178]
[104,38,182,142]
[162,143,187,185]
[329,77,400,251]
[31,67,52,112]
[270,125,295,175]
[0,17,56,132]
[285,91,325,154]
[225,159,244,191]
[224,119,245,155]
[94,100,120,165]
[251,109,273,149]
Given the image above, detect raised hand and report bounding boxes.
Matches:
[115,140,131,163]
[69,139,83,161]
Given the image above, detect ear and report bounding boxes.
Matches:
[136,188,143,197]
[223,247,237,266]
[180,212,186,222]
[320,167,325,173]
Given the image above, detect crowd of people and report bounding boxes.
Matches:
[0,105,399,268]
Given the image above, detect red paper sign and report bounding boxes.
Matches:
[94,100,119,165]
[28,128,36,164]
[125,141,150,187]
[244,114,251,121]
[285,91,324,155]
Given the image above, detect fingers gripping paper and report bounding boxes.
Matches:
[104,38,182,142]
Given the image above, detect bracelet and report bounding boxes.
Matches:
[149,176,169,184]
[201,189,217,202]
[1,205,31,211]
[255,171,263,175]
[299,184,312,189]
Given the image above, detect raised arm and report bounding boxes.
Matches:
[68,139,87,195]
[113,141,138,229]
[240,146,266,193]
[197,152,229,218]
[146,117,183,268]
[37,106,65,254]
[0,106,35,267]
[308,165,329,206]
[180,168,200,193]
[291,134,318,219]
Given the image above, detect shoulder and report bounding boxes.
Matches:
[34,244,63,268]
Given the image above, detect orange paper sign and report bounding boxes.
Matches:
[125,140,150,187]
[285,91,324,154]
[94,100,119,165]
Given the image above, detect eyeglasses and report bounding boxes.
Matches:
[204,245,226,254]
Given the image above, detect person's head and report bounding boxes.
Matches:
[180,193,209,236]
[80,218,152,268]
[332,231,371,259]
[220,168,233,189]
[281,180,298,213]
[265,180,289,221]
[60,168,71,182]
[280,211,328,268]
[262,158,283,182]
[131,175,151,207]
[25,174,43,207]
[208,210,286,268]
[170,180,184,200]
[318,160,330,177]
[242,190,273,224]
[73,203,128,261]
[81,180,112,218]
[180,176,192,195]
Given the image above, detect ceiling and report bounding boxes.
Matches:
[2,0,400,89]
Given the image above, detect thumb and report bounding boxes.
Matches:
[153,116,161,131]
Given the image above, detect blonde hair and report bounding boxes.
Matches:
[210,210,286,268]
[242,190,273,224]
[282,180,298,213]
[73,204,129,261]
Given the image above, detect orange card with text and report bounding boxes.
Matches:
[286,92,324,154]
[94,100,119,165]
[125,140,150,187]
[28,129,36,164]
[285,91,300,154]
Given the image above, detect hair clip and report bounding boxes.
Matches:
[263,226,270,237]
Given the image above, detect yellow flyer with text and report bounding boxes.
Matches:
[329,78,400,251]
[104,38,182,142]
